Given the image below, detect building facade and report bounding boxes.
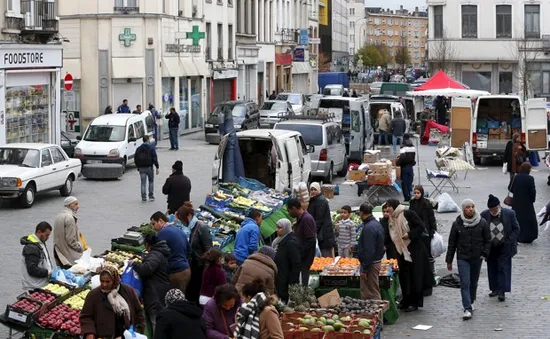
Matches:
[365,6,427,69]
[235,0,259,102]
[308,0,320,94]
[348,0,365,59]
[0,0,63,146]
[331,0,349,71]
[427,0,550,97]
[59,0,210,137]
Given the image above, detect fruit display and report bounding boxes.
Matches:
[213,190,232,201]
[11,299,41,313]
[43,283,70,296]
[222,210,246,221]
[229,196,256,209]
[38,304,81,335]
[331,296,388,316]
[105,250,134,264]
[218,182,252,197]
[281,313,375,336]
[252,201,272,213]
[337,257,360,266]
[215,219,241,232]
[281,285,319,313]
[321,264,358,276]
[27,291,56,304]
[310,257,335,271]
[382,258,398,270]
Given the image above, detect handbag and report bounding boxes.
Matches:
[503,175,515,206]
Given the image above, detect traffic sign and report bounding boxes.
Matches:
[64,73,73,91]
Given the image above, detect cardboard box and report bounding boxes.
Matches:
[363,150,381,163]
[395,167,401,179]
[321,185,335,199]
[368,174,392,185]
[489,128,501,135]
[317,289,342,308]
[488,134,500,140]
[500,132,509,140]
[369,162,391,175]
[512,128,521,135]
[349,170,366,181]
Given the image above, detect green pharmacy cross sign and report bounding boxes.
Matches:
[186,25,205,46]
[119,28,136,47]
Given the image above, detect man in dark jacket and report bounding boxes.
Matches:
[21,221,54,290]
[149,103,160,147]
[154,289,206,339]
[446,199,491,320]
[287,198,317,286]
[481,195,520,302]
[268,90,277,100]
[357,202,385,300]
[132,234,170,333]
[307,182,336,257]
[396,134,416,201]
[162,161,192,214]
[117,99,131,113]
[135,135,160,202]
[165,107,180,150]
[390,113,407,153]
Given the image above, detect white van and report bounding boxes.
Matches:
[450,95,547,164]
[212,129,312,191]
[75,112,156,179]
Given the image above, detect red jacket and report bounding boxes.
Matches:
[200,264,227,297]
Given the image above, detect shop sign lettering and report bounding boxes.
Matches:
[165,44,201,53]
[4,52,43,65]
[0,49,62,68]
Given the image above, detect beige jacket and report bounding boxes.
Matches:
[379,111,391,132]
[260,306,284,339]
[53,208,84,266]
[232,253,278,294]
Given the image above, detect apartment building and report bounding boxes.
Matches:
[365,6,427,69]
[0,0,63,145]
[348,0,365,59]
[235,0,259,101]
[427,0,550,97]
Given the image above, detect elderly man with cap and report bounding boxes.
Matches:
[162,160,192,215]
[53,196,85,268]
[446,199,491,320]
[307,182,336,257]
[480,194,520,302]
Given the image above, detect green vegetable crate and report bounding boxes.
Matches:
[319,275,360,289]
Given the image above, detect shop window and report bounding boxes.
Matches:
[433,6,443,38]
[461,5,477,38]
[525,5,540,38]
[191,78,202,128]
[41,150,53,167]
[179,78,189,130]
[462,71,491,92]
[161,78,174,115]
[6,85,51,144]
[496,5,512,38]
[499,72,513,94]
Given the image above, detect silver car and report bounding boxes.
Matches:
[259,100,294,128]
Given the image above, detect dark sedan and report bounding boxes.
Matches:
[204,101,260,144]
[60,131,78,157]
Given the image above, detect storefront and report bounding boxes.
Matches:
[210,63,238,112]
[237,45,259,102]
[291,62,311,94]
[275,52,292,92]
[0,45,63,146]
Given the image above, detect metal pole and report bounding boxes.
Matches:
[414,133,421,185]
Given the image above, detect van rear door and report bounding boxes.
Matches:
[284,137,302,188]
[450,97,472,147]
[524,98,548,150]
[268,134,289,191]
[212,134,230,187]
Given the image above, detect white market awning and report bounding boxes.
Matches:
[193,58,210,76]
[162,58,183,77]
[112,58,145,79]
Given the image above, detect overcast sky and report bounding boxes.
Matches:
[366,0,427,11]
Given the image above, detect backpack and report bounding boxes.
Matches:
[134,145,153,167]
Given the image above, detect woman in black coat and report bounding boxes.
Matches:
[409,185,437,275]
[154,289,206,339]
[510,163,538,243]
[131,234,170,332]
[385,199,433,312]
[272,219,301,302]
[307,183,336,256]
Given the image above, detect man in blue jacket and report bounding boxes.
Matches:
[134,135,160,202]
[233,210,262,265]
[357,202,385,300]
[117,99,131,113]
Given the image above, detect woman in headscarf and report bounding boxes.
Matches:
[510,162,538,243]
[385,199,433,312]
[80,266,145,339]
[154,289,206,339]
[409,185,437,276]
[234,279,283,339]
[272,219,301,302]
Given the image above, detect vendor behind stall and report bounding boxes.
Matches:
[21,221,54,290]
[53,196,85,268]
[80,266,145,339]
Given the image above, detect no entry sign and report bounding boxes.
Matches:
[64,73,73,91]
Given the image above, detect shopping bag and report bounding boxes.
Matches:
[436,193,459,213]
[121,262,143,298]
[502,162,508,174]
[123,325,147,339]
[79,232,89,250]
[430,232,446,258]
[315,239,321,257]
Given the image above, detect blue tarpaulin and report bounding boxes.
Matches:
[220,107,244,182]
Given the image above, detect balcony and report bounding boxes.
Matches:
[3,16,23,33]
[217,47,223,61]
[114,0,139,14]
[20,0,58,34]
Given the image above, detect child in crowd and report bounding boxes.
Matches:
[222,253,238,282]
[336,205,357,258]
[199,248,227,305]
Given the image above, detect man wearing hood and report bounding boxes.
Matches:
[480,195,520,302]
[233,210,262,265]
[132,234,171,333]
[53,197,84,268]
[21,221,55,290]
[446,199,491,320]
[396,134,416,201]
[154,289,206,339]
[162,161,192,214]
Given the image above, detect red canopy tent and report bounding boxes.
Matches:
[413,71,468,91]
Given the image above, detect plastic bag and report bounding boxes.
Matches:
[123,325,147,339]
[430,232,447,258]
[436,193,459,213]
[502,162,508,174]
[121,262,143,298]
[52,268,68,284]
[315,239,321,257]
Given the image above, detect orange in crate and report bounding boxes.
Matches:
[310,257,334,271]
[337,258,360,266]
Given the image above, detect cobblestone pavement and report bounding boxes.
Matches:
[1,133,549,338]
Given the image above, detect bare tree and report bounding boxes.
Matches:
[507,37,542,100]
[428,30,458,74]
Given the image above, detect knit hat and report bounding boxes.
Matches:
[172,160,183,172]
[461,198,475,211]
[310,182,321,192]
[259,246,276,260]
[64,196,77,206]
[165,288,186,305]
[487,194,500,208]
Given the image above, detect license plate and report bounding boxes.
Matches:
[205,124,213,128]
[87,160,102,164]
[477,141,487,149]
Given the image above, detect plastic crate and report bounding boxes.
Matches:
[319,275,360,288]
[4,297,43,328]
[238,177,266,191]
[205,195,231,209]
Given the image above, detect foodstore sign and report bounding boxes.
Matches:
[0,49,62,69]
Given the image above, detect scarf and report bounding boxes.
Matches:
[233,292,268,339]
[65,206,78,220]
[100,267,131,322]
[272,219,292,251]
[389,205,412,262]
[460,211,482,227]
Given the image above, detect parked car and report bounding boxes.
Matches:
[275,93,307,114]
[0,144,82,208]
[204,101,260,144]
[321,85,345,96]
[259,100,294,128]
[75,112,155,179]
[60,131,78,158]
[275,117,347,183]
